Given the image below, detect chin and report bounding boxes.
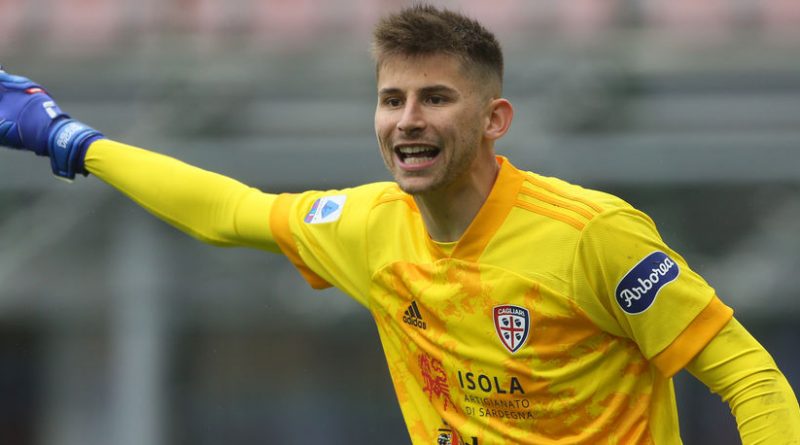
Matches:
[395,178,429,195]
[396,182,427,195]
[395,176,445,196]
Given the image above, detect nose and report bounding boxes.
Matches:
[397,99,426,135]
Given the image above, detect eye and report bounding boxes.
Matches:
[426,95,447,105]
[382,97,403,108]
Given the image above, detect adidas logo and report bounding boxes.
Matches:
[403,301,427,330]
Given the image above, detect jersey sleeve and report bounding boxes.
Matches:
[86,139,279,252]
[571,207,734,377]
[269,183,388,306]
[687,318,800,444]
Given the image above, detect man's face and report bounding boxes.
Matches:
[374,54,492,195]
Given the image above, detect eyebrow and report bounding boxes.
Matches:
[378,84,459,97]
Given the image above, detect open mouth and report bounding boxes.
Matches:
[395,145,441,165]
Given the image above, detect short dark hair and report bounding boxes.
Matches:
[372,4,504,92]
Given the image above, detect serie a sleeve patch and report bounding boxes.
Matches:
[303,195,346,224]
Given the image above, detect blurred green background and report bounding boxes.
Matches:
[1,0,799,443]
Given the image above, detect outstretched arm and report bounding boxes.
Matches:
[86,139,280,251]
[0,69,279,251]
[687,318,800,444]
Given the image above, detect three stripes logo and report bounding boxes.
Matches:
[403,301,427,330]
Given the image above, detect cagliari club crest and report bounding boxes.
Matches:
[493,305,531,353]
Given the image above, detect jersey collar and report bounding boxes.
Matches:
[425,155,525,262]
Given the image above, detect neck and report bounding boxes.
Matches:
[413,157,500,242]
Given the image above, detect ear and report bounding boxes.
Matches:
[484,98,514,141]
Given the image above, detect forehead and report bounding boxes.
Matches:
[376,54,471,91]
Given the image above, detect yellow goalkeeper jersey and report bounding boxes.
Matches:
[269,156,733,445]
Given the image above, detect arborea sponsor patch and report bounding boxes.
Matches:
[615,251,680,314]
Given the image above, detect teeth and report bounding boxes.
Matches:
[397,145,436,154]
[404,155,435,164]
[395,145,439,165]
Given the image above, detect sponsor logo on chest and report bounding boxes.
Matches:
[457,370,525,395]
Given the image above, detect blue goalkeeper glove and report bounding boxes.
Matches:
[0,67,104,179]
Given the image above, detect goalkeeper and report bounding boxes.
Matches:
[1,5,799,444]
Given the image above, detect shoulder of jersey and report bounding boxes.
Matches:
[364,182,417,211]
[516,171,632,232]
[325,181,414,216]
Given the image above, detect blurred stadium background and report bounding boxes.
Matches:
[1,0,799,443]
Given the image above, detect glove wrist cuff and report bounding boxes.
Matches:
[47,119,105,179]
